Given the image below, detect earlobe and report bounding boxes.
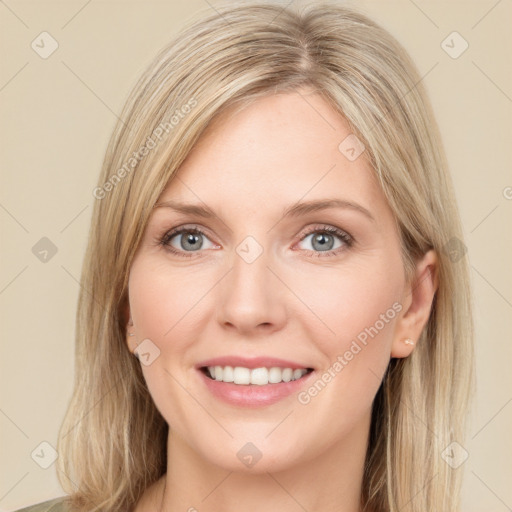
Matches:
[122,300,136,350]
[391,249,439,358]
[125,317,140,360]
[127,317,135,336]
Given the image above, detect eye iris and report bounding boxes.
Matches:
[181,232,202,251]
[312,233,334,251]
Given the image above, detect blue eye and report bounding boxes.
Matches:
[296,226,353,257]
[160,227,216,257]
[159,225,354,258]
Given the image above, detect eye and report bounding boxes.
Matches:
[160,226,217,258]
[159,224,354,259]
[295,225,353,257]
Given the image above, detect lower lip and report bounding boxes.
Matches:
[197,368,315,408]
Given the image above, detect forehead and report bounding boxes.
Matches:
[157,91,389,221]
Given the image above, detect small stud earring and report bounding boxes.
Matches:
[404,338,415,346]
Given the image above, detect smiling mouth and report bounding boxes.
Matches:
[200,366,314,385]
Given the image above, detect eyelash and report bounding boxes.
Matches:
[158,224,354,259]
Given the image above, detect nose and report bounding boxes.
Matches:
[216,247,287,336]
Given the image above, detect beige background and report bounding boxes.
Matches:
[1,0,511,510]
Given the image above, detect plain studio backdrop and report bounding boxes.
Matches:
[0,0,511,510]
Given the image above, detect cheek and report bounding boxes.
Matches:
[298,257,403,367]
[127,261,209,424]
[290,265,401,433]
[129,260,210,341]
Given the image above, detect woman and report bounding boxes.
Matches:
[16,2,474,511]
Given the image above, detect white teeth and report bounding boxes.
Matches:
[293,369,304,380]
[222,366,234,382]
[233,366,251,384]
[282,368,293,382]
[205,366,309,385]
[268,367,282,383]
[250,367,268,385]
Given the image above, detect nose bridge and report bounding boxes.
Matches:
[217,236,285,332]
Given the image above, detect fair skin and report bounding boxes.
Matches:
[127,90,438,512]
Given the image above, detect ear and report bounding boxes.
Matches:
[391,249,439,358]
[121,296,134,351]
[122,299,131,326]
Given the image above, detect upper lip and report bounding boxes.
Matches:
[196,356,314,371]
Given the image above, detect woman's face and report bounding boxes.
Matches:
[126,90,423,473]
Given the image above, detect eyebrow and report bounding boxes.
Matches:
[153,198,375,222]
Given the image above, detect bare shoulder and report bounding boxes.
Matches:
[12,496,71,512]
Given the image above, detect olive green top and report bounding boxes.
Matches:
[13,497,70,512]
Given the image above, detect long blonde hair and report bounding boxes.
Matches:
[56,3,475,510]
